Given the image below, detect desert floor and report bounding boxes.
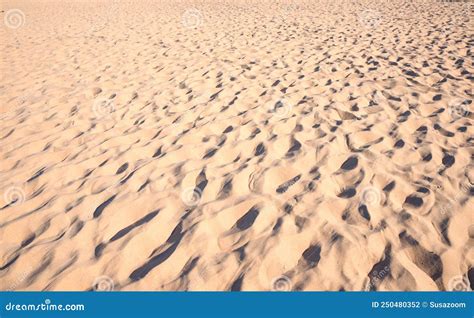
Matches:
[0,0,473,291]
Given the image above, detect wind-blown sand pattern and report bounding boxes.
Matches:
[0,0,473,291]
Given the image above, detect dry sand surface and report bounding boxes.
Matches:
[0,0,473,291]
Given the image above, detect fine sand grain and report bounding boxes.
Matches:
[0,0,473,291]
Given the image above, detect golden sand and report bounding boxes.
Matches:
[0,0,472,291]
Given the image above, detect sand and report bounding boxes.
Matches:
[0,0,472,291]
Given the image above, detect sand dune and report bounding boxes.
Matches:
[0,0,473,291]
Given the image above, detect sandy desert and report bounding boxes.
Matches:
[0,0,473,291]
